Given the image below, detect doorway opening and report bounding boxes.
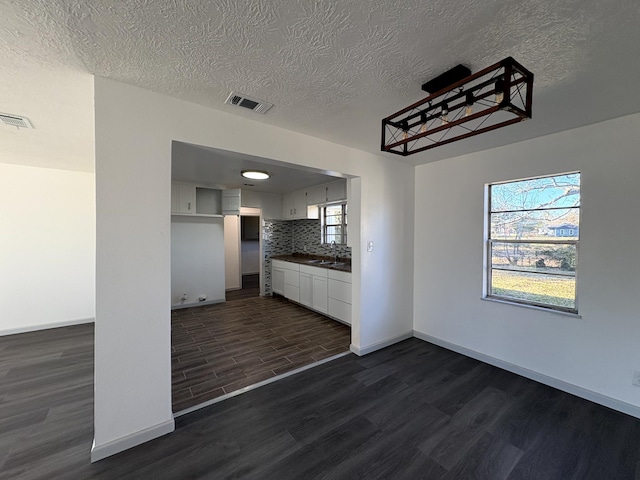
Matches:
[170,141,355,414]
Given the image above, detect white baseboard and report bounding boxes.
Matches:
[350,331,413,356]
[91,419,175,462]
[413,330,640,420]
[171,298,225,310]
[0,317,94,337]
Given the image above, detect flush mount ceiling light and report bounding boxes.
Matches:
[381,57,533,156]
[241,170,270,180]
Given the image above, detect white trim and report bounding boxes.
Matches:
[90,419,175,462]
[350,331,413,356]
[171,298,225,310]
[174,350,352,418]
[413,330,640,420]
[0,318,94,337]
[481,296,582,318]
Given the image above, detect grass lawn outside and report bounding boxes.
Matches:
[491,269,576,309]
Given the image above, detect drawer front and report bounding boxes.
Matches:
[272,260,286,270]
[328,269,351,283]
[283,261,300,272]
[328,298,351,325]
[299,264,328,277]
[328,279,351,304]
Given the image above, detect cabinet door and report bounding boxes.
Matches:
[306,185,327,205]
[292,190,307,219]
[272,267,285,295]
[281,193,293,219]
[326,180,346,202]
[299,272,313,307]
[284,283,300,302]
[312,275,328,314]
[172,183,196,214]
[328,298,351,324]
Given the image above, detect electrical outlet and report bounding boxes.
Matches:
[632,370,640,387]
[367,241,373,252]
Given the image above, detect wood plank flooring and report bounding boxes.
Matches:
[172,278,351,412]
[2,327,640,479]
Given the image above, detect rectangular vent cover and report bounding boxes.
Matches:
[225,92,273,114]
[0,112,33,129]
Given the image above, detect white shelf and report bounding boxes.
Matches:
[171,213,223,218]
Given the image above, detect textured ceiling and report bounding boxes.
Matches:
[2,0,640,171]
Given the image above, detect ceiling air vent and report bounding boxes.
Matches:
[0,112,33,129]
[224,92,273,114]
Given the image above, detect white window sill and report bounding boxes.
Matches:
[481,296,582,319]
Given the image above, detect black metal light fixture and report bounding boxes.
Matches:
[381,57,533,156]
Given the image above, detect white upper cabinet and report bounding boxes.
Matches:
[305,179,347,206]
[222,189,241,216]
[282,189,316,219]
[306,184,327,205]
[171,183,196,214]
[326,180,347,202]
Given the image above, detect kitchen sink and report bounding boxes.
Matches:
[306,259,333,265]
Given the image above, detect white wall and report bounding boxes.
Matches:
[0,163,95,335]
[223,215,241,290]
[414,112,640,416]
[171,217,225,307]
[94,76,414,457]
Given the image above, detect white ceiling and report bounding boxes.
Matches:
[2,0,640,172]
[172,141,344,194]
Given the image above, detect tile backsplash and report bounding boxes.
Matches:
[262,218,351,294]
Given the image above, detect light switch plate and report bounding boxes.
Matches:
[632,370,640,387]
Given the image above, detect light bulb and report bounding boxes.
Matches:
[401,120,409,140]
[420,112,427,134]
[495,79,505,105]
[402,130,409,140]
[441,103,449,125]
[465,92,474,117]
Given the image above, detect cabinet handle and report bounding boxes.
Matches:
[294,208,297,214]
[188,202,191,210]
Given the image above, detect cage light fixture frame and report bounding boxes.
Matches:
[381,57,533,156]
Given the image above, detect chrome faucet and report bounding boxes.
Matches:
[331,240,338,263]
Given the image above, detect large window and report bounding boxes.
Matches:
[322,203,347,244]
[486,172,580,313]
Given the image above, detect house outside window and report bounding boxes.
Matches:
[322,203,347,244]
[486,172,581,313]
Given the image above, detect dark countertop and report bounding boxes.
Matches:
[271,253,352,272]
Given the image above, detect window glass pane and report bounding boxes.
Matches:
[491,269,575,310]
[491,208,579,240]
[491,242,576,275]
[491,173,580,212]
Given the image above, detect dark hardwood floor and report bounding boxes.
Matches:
[2,326,640,479]
[172,275,351,412]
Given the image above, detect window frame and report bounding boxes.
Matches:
[485,172,581,315]
[321,202,347,245]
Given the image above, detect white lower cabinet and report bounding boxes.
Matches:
[327,269,352,325]
[283,262,300,303]
[312,275,328,314]
[272,260,350,324]
[299,272,313,307]
[272,260,285,295]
